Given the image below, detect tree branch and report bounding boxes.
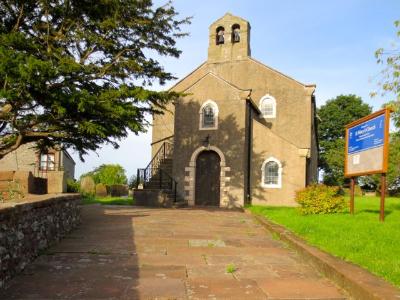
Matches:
[12,3,24,32]
[0,134,23,160]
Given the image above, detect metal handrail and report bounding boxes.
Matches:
[136,141,178,202]
[145,142,173,172]
[33,162,65,178]
[136,168,178,202]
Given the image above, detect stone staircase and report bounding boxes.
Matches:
[134,142,186,208]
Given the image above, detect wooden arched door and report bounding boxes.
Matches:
[195,151,221,206]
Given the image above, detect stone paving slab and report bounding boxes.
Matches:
[0,206,348,299]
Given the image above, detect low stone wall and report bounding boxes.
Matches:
[0,194,81,288]
[134,189,173,207]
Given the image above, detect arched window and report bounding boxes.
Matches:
[261,157,282,188]
[216,26,225,45]
[231,24,240,43]
[199,100,219,130]
[259,95,276,118]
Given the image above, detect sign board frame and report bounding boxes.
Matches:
[344,108,390,178]
[344,108,391,222]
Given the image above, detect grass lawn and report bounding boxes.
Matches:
[81,195,134,206]
[249,196,400,287]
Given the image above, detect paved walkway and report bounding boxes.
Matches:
[1,205,347,299]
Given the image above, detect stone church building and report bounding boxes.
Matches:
[137,13,318,208]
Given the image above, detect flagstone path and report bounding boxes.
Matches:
[0,205,348,299]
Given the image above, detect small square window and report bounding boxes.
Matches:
[40,153,55,171]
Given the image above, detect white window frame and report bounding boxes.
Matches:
[40,153,56,171]
[199,100,219,130]
[261,157,282,189]
[259,95,276,119]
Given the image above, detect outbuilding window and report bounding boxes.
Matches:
[40,153,55,171]
[261,157,282,188]
[199,100,219,130]
[259,95,276,118]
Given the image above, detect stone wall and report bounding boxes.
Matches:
[134,189,173,207]
[0,171,47,200]
[47,171,67,194]
[0,194,81,288]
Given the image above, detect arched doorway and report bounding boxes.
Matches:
[195,151,221,206]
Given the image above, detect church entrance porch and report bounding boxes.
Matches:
[195,151,220,206]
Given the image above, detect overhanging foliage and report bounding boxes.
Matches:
[0,0,190,159]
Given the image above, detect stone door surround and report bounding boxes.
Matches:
[184,145,230,207]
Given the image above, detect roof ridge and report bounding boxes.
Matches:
[181,71,251,93]
[249,57,316,88]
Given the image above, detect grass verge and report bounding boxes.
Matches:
[81,195,134,206]
[248,196,400,287]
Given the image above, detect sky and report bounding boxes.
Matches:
[71,0,400,179]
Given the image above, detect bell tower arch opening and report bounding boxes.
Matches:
[208,13,251,62]
[231,24,240,43]
[216,26,225,45]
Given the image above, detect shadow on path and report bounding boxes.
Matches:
[1,205,347,299]
[0,205,141,299]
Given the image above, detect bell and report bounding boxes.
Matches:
[233,30,240,42]
[217,34,224,44]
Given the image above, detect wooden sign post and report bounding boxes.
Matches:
[345,108,391,222]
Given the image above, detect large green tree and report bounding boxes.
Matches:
[81,164,127,185]
[0,0,189,159]
[317,94,372,185]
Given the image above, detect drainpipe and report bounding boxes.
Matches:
[245,98,253,205]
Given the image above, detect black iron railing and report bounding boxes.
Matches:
[33,163,64,178]
[146,142,173,171]
[136,168,177,202]
[135,142,178,202]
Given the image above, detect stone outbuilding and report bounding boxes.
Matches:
[135,13,318,208]
[0,142,75,194]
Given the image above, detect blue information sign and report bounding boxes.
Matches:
[348,114,385,155]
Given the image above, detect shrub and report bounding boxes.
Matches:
[95,183,108,197]
[295,184,345,215]
[80,176,95,196]
[67,178,80,193]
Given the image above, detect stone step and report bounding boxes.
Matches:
[139,187,181,199]
[146,182,172,188]
[173,201,188,208]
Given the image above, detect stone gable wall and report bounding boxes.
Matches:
[61,151,76,180]
[0,143,38,172]
[0,194,81,288]
[172,74,247,207]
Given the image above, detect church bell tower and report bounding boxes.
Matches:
[208,13,251,63]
